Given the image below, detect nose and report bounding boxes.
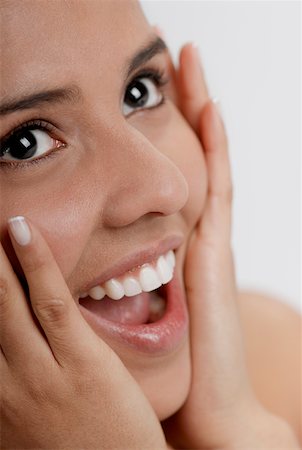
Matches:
[102,125,189,228]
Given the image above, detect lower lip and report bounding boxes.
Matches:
[79,273,188,355]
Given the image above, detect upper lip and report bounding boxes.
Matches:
[78,234,183,296]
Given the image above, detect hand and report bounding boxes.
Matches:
[162,43,300,449]
[0,217,166,449]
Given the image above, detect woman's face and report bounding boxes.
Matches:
[0,0,207,419]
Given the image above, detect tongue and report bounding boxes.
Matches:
[79,292,150,325]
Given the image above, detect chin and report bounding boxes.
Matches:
[132,334,192,421]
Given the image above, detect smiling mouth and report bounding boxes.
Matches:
[77,237,188,354]
[79,250,175,325]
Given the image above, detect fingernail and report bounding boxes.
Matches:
[8,216,31,246]
[211,97,223,118]
[191,41,200,59]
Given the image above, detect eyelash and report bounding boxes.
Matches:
[132,67,168,89]
[0,67,170,171]
[127,67,169,108]
[0,120,61,170]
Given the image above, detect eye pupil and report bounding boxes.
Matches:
[125,79,148,107]
[8,129,37,159]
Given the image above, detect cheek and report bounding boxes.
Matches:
[173,126,207,229]
[0,176,96,280]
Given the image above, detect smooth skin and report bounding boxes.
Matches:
[1,60,300,449]
[0,1,301,448]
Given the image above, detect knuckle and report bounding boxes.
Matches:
[21,358,59,401]
[34,296,68,325]
[26,373,53,404]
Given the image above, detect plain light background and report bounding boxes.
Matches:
[140,0,301,313]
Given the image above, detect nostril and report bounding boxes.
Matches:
[100,135,189,228]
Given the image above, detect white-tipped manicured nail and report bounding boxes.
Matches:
[211,97,223,117]
[104,279,124,300]
[8,216,31,246]
[139,266,162,292]
[191,42,200,63]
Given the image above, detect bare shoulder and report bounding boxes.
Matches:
[237,290,301,442]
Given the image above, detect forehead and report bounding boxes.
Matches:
[0,0,150,96]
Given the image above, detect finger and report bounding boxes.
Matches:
[0,243,46,361]
[7,216,101,366]
[186,100,236,318]
[198,99,233,246]
[178,41,232,244]
[184,101,251,415]
[177,43,209,132]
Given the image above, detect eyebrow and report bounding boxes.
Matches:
[124,36,167,79]
[0,86,81,117]
[0,36,168,117]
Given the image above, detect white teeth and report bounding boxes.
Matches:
[83,250,176,301]
[104,278,124,300]
[139,266,162,292]
[166,250,176,269]
[123,277,142,297]
[156,255,173,284]
[88,286,105,300]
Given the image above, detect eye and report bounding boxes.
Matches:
[0,126,63,162]
[122,75,164,117]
